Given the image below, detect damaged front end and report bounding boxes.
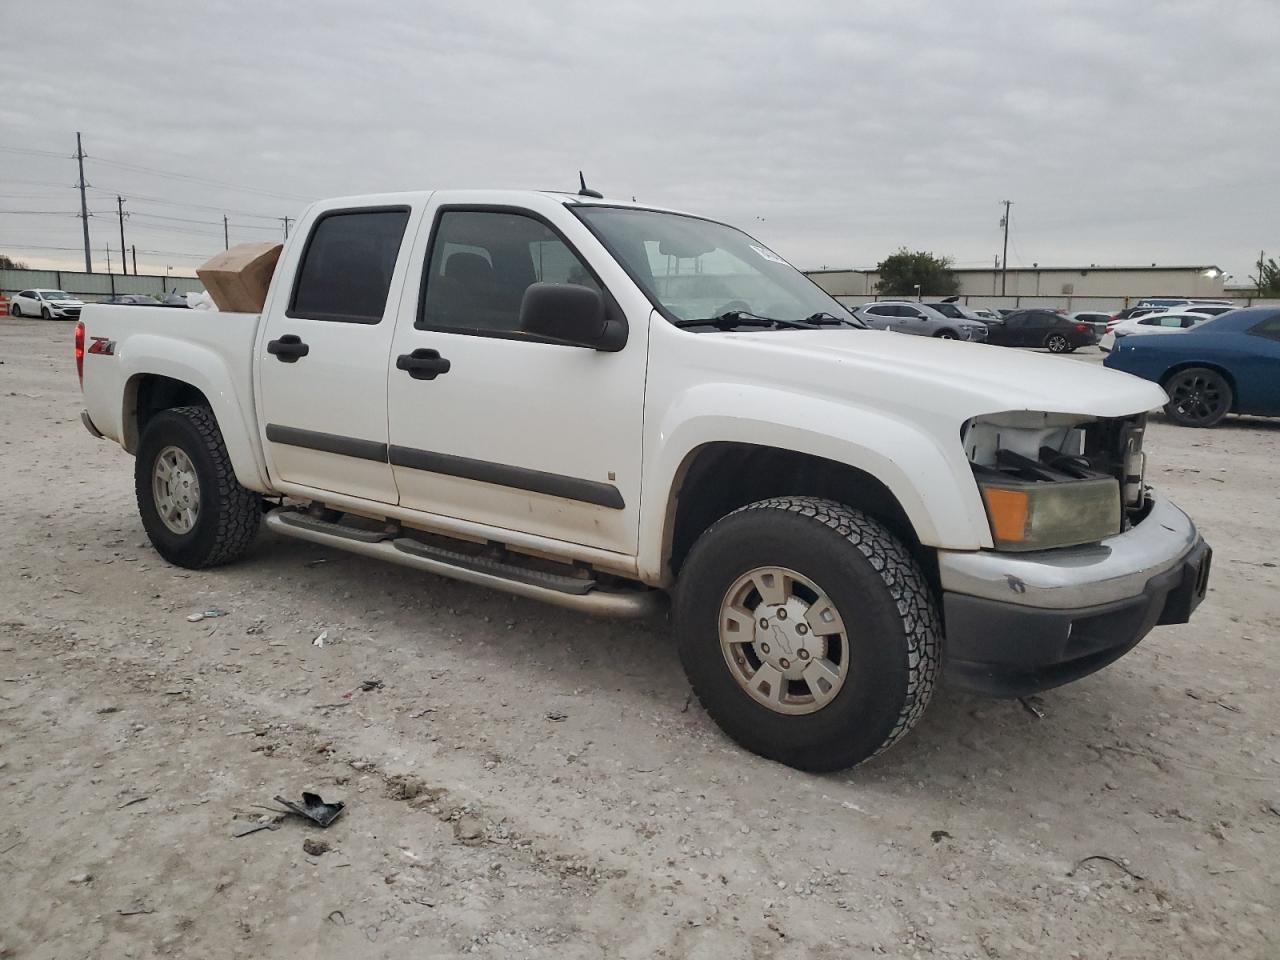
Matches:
[963,411,1149,551]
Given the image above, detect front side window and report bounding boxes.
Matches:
[290,208,410,323]
[573,206,855,328]
[419,210,599,334]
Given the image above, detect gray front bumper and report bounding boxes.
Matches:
[936,492,1209,696]
[937,492,1199,610]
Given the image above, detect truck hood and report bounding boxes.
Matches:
[729,329,1167,420]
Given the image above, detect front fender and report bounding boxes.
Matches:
[637,384,992,581]
[117,334,271,493]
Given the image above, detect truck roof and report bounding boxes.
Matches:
[307,189,690,217]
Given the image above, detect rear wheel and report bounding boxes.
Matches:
[675,497,941,771]
[1045,333,1070,352]
[1164,367,1232,428]
[135,406,261,568]
[11,303,20,317]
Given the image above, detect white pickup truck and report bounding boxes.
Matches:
[77,188,1211,771]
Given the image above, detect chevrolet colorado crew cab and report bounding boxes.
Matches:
[76,189,1212,771]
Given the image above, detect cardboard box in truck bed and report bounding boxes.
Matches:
[197,243,283,313]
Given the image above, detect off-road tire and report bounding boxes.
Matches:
[135,406,260,568]
[674,496,941,771]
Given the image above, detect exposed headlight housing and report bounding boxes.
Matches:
[964,411,1133,551]
[978,475,1121,551]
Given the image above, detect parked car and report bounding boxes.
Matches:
[851,301,988,340]
[75,188,1210,771]
[927,301,990,324]
[1100,311,1214,352]
[1068,310,1113,332]
[1174,304,1235,317]
[1103,306,1280,427]
[971,308,1002,322]
[983,309,1097,352]
[98,295,161,306]
[8,289,85,320]
[1110,305,1168,325]
[1136,298,1233,311]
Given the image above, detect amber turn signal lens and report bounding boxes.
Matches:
[980,486,1029,544]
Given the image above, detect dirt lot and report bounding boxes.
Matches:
[1,317,1277,959]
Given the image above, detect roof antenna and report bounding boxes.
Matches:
[577,171,604,199]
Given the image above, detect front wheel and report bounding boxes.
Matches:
[1045,333,1070,352]
[674,497,941,771]
[1163,367,1232,428]
[135,406,261,568]
[41,306,51,320]
[934,329,958,339]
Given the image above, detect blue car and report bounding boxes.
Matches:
[1103,306,1280,427]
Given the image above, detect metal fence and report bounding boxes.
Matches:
[1,268,203,301]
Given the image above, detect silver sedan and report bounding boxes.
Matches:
[850,301,988,340]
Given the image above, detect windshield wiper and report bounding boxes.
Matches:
[803,311,865,329]
[674,310,815,331]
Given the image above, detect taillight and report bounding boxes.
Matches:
[75,321,85,386]
[1075,323,1089,333]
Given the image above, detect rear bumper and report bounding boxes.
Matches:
[936,493,1210,696]
[80,409,104,439]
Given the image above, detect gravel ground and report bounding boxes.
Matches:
[1,317,1277,959]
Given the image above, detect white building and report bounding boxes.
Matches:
[806,264,1230,310]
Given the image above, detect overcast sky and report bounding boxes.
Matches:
[3,0,1277,282]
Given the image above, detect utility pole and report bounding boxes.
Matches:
[117,196,128,275]
[131,245,137,275]
[280,216,293,239]
[1260,249,1266,297]
[223,214,230,250]
[76,132,92,273]
[993,255,999,295]
[999,200,1012,296]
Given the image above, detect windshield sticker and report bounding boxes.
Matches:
[748,244,789,265]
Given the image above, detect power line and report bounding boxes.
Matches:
[84,184,287,220]
[86,154,315,202]
[0,145,72,159]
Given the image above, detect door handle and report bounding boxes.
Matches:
[267,334,310,362]
[396,348,451,380]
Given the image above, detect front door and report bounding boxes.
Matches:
[256,204,420,504]
[385,201,648,555]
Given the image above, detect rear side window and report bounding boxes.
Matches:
[289,208,410,323]
[419,209,599,334]
[1248,313,1280,341]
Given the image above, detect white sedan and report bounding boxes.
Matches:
[8,289,85,320]
[1099,310,1213,352]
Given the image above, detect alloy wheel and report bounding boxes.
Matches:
[1168,371,1229,426]
[719,566,849,715]
[152,445,201,534]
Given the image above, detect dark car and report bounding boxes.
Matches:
[927,301,989,323]
[1103,306,1280,427]
[98,295,160,306]
[983,309,1097,352]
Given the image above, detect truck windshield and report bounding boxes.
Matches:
[573,206,860,329]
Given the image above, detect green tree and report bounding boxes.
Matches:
[0,254,29,270]
[1251,256,1280,296]
[874,248,960,297]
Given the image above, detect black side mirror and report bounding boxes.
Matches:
[518,283,627,351]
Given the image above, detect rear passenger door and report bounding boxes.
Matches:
[256,202,421,504]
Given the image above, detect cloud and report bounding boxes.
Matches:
[1,0,1275,282]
